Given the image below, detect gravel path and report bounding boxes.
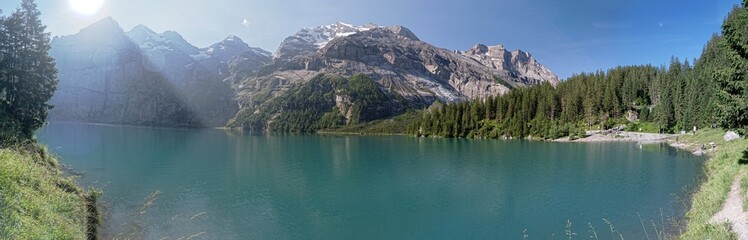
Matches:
[710,174,748,239]
[554,131,673,143]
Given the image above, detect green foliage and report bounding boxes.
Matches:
[341,74,396,124]
[624,121,659,133]
[410,62,714,139]
[493,76,514,90]
[0,3,95,238]
[325,110,421,135]
[679,128,746,239]
[0,0,58,140]
[231,74,403,132]
[0,146,88,239]
[712,5,748,135]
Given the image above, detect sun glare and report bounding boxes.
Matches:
[69,0,105,16]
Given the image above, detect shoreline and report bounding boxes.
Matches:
[554,130,720,157]
[315,130,408,136]
[0,144,100,239]
[676,128,746,238]
[554,130,675,144]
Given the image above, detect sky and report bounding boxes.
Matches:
[0,0,738,79]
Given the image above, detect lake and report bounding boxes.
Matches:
[37,121,704,239]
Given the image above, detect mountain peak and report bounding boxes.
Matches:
[131,24,154,33]
[161,30,186,42]
[80,16,123,35]
[204,35,250,58]
[465,44,509,55]
[127,24,160,43]
[511,49,531,60]
[212,35,249,50]
[275,22,421,60]
[383,25,419,41]
[223,35,243,42]
[469,44,489,54]
[333,22,354,28]
[94,16,118,27]
[362,23,379,29]
[461,43,558,85]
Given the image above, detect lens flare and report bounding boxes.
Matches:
[69,0,105,16]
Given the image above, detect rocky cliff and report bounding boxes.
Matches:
[227,22,560,129]
[48,19,558,129]
[49,17,200,126]
[49,18,270,127]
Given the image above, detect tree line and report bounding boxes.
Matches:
[0,0,57,145]
[408,3,748,139]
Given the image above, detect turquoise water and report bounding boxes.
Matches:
[37,122,704,239]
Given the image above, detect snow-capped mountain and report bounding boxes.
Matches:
[125,25,198,86]
[274,22,418,60]
[48,17,559,129]
[231,22,559,112]
[195,35,271,76]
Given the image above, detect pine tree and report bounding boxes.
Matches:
[0,0,57,139]
[715,5,748,134]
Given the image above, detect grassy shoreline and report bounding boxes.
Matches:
[667,128,747,239]
[0,143,99,239]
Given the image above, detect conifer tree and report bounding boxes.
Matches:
[715,5,748,134]
[0,0,57,139]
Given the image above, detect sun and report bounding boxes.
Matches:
[69,0,105,15]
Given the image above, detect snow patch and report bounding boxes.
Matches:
[296,22,378,49]
[190,51,210,61]
[409,74,461,102]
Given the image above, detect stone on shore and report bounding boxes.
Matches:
[724,131,741,142]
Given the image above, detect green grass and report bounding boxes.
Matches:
[679,128,747,239]
[320,111,421,135]
[0,144,92,239]
[742,169,748,212]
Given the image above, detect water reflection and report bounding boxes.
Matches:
[37,122,705,239]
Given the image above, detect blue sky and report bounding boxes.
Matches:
[0,0,738,79]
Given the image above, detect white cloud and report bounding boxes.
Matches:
[242,19,251,27]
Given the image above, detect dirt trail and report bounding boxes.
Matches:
[710,173,748,239]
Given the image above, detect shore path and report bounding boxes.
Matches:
[710,173,748,239]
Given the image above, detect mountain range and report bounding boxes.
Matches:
[48,17,560,129]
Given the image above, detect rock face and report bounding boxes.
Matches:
[125,27,270,126]
[49,17,270,127]
[229,22,560,122]
[461,44,559,85]
[48,19,559,129]
[195,35,272,77]
[49,17,200,126]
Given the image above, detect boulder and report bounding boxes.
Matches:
[626,110,639,122]
[724,131,741,142]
